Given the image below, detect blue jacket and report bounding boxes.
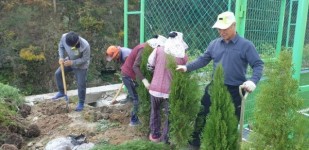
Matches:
[187,34,264,85]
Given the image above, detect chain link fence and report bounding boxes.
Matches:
[144,0,309,124]
[245,0,282,58]
[145,0,234,54]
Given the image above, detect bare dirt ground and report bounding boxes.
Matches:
[21,99,147,150]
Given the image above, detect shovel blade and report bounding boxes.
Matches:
[64,95,69,113]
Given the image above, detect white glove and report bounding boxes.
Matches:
[147,63,155,72]
[242,80,256,93]
[176,65,187,72]
[142,79,150,89]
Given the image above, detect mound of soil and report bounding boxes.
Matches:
[0,108,40,149]
[19,99,146,150]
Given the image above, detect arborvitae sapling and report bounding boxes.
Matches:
[167,55,201,149]
[250,50,307,150]
[201,64,239,150]
[136,44,153,133]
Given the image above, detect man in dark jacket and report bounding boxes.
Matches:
[52,31,90,112]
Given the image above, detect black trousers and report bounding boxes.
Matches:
[190,83,243,147]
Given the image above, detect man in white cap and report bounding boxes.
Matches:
[176,11,264,148]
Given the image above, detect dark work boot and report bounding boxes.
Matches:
[75,102,84,112]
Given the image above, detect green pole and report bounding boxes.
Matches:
[235,0,247,37]
[275,0,286,58]
[124,0,128,47]
[124,0,145,46]
[292,0,308,84]
[140,0,145,43]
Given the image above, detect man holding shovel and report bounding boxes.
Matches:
[52,31,91,112]
[104,45,132,104]
[176,11,264,148]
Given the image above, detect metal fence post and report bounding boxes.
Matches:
[292,0,309,92]
[235,0,247,37]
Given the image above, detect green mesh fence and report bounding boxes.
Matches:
[285,0,298,48]
[145,0,234,54]
[142,0,309,124]
[243,0,284,125]
[245,0,282,58]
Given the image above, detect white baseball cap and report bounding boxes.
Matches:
[212,11,236,29]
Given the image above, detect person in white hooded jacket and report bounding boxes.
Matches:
[147,31,188,143]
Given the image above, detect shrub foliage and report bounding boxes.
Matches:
[167,55,201,149]
[92,139,170,150]
[250,50,308,149]
[136,44,153,133]
[0,83,25,125]
[201,64,239,150]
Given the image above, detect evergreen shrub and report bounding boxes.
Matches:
[250,50,308,149]
[167,55,201,149]
[201,64,239,150]
[136,44,153,133]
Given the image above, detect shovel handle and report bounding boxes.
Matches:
[111,83,124,105]
[60,63,67,95]
[239,85,249,143]
[239,85,249,100]
[60,63,70,112]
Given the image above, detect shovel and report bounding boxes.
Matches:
[239,85,249,143]
[111,83,124,105]
[60,63,70,112]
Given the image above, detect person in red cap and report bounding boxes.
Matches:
[105,45,132,103]
[105,45,132,64]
